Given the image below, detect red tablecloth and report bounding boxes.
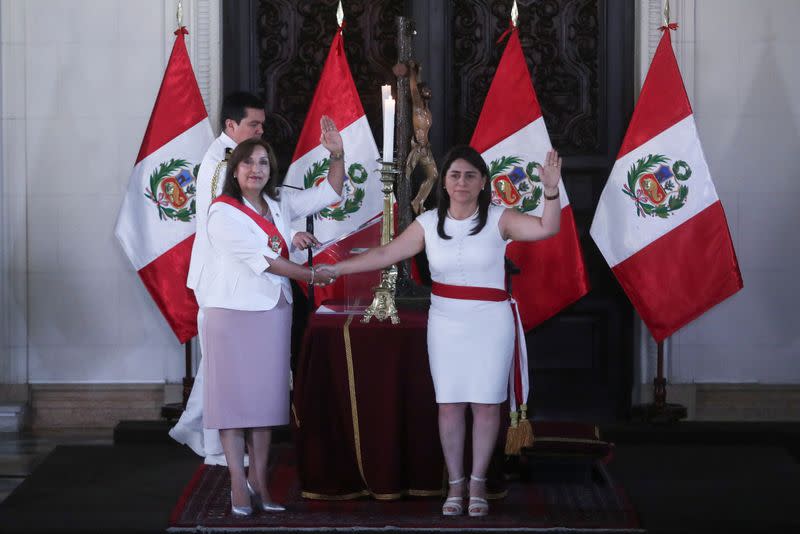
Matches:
[292,309,506,500]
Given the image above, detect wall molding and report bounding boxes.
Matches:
[637,383,800,421]
[26,381,799,430]
[694,384,800,422]
[30,384,168,430]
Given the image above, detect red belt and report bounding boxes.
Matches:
[431,282,508,301]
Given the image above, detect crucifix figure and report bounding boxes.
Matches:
[404,60,439,215]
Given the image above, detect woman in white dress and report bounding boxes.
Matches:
[201,117,341,516]
[320,145,562,517]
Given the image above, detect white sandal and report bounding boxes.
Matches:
[468,475,489,517]
[442,477,465,516]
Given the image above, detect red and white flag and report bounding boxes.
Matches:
[114,27,214,343]
[590,28,742,342]
[470,28,590,331]
[283,24,383,305]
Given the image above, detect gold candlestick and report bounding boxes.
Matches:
[362,160,400,324]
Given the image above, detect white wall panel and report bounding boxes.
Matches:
[23,44,60,119]
[119,0,166,46]
[28,344,176,383]
[60,45,119,118]
[28,271,120,347]
[739,195,800,273]
[117,44,165,118]
[1,44,25,118]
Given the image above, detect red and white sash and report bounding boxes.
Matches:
[430,282,530,415]
[212,195,289,260]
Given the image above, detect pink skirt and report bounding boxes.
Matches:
[202,297,292,429]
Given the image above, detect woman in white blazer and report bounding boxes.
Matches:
[201,117,342,516]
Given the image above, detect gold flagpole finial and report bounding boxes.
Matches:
[663,0,671,27]
[511,0,519,28]
[337,0,344,27]
[176,0,183,29]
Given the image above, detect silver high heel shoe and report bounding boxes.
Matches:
[247,480,286,512]
[230,491,253,517]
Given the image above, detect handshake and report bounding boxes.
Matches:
[311,264,338,287]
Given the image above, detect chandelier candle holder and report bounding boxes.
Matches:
[362,159,400,324]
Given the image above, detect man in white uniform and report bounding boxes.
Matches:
[170,92,318,464]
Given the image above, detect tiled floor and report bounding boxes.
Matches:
[0,430,113,503]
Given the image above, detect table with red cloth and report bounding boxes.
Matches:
[292,308,507,500]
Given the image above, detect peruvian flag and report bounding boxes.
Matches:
[471,28,590,331]
[590,28,742,342]
[114,27,214,343]
[283,23,383,306]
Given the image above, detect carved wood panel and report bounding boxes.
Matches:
[228,0,635,420]
[256,0,404,171]
[452,0,600,154]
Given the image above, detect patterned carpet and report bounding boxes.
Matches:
[169,446,641,532]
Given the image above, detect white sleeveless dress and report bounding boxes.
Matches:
[416,205,515,404]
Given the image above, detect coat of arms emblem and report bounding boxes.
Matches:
[488,156,543,213]
[303,159,370,221]
[269,235,282,254]
[144,159,200,222]
[622,154,692,218]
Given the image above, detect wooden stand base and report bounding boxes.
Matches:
[160,402,184,421]
[160,376,195,421]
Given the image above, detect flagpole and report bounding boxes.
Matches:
[156,0,193,418]
[631,0,687,424]
[174,0,194,412]
[631,336,686,423]
[654,340,666,409]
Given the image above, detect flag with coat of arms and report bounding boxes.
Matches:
[114,27,214,343]
[470,22,591,454]
[470,27,591,331]
[283,18,383,305]
[590,25,743,342]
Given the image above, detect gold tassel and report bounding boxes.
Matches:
[505,410,523,455]
[516,403,534,450]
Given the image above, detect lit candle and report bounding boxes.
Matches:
[381,84,391,116]
[382,96,395,163]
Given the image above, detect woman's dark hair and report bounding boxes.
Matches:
[221,138,280,202]
[435,145,492,239]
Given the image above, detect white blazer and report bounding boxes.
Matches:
[187,132,236,293]
[197,180,342,311]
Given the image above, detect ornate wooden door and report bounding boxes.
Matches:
[224,0,635,421]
